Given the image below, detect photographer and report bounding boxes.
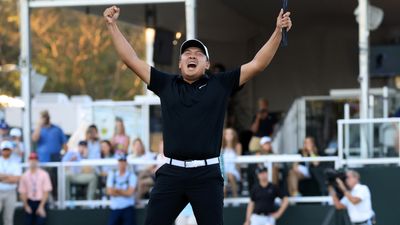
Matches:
[329,170,374,225]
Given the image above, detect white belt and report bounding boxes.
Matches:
[165,157,219,168]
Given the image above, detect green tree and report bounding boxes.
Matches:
[0,1,146,100]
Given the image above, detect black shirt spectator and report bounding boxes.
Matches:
[251,183,285,215]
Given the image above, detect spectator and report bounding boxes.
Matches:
[9,128,24,163]
[249,99,276,152]
[101,140,115,159]
[100,140,116,176]
[106,154,137,225]
[86,125,101,159]
[247,136,276,191]
[19,152,52,225]
[111,117,130,155]
[0,120,10,142]
[0,141,22,225]
[32,110,67,162]
[130,138,155,199]
[221,128,242,197]
[259,136,280,186]
[154,140,166,172]
[259,136,274,155]
[99,140,117,197]
[62,141,97,200]
[244,166,289,225]
[287,137,320,196]
[330,170,375,225]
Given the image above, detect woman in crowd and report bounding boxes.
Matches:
[287,137,320,196]
[221,128,242,197]
[111,117,130,155]
[129,138,155,199]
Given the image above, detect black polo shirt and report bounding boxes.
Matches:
[148,67,241,160]
[250,183,285,215]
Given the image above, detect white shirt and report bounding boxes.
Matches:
[0,157,22,191]
[340,183,374,223]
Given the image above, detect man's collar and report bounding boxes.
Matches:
[177,73,210,83]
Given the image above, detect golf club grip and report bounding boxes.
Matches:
[281,0,288,47]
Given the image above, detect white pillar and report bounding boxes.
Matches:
[185,0,196,39]
[19,0,32,161]
[145,28,155,95]
[358,0,369,158]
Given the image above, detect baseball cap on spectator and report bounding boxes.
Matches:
[117,154,127,162]
[1,141,13,151]
[28,152,39,160]
[78,140,88,146]
[10,128,22,137]
[180,39,210,60]
[259,136,272,145]
[0,120,9,130]
[255,166,268,174]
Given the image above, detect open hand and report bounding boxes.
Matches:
[104,6,120,25]
[276,9,292,32]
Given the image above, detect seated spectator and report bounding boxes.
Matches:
[111,118,130,155]
[62,141,97,200]
[129,138,155,199]
[10,128,24,163]
[106,154,137,225]
[100,140,116,176]
[19,152,52,225]
[259,136,273,155]
[154,140,166,172]
[248,136,279,191]
[221,128,242,197]
[287,137,320,196]
[86,125,101,159]
[99,140,117,197]
[259,136,279,186]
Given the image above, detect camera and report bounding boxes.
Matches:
[324,168,348,196]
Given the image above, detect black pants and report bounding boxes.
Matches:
[145,164,224,225]
[25,200,47,225]
[108,206,136,225]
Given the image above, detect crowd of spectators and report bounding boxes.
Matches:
[0,101,337,224]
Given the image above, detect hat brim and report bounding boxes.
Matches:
[180,39,209,59]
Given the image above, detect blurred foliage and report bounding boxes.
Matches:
[0,0,145,100]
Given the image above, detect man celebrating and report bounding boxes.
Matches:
[330,170,375,225]
[104,5,292,225]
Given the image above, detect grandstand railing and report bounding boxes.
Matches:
[337,117,400,167]
[17,149,400,209]
[17,155,340,209]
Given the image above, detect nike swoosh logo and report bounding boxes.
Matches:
[199,84,207,89]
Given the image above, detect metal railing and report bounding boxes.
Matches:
[17,155,340,209]
[337,117,400,167]
[18,148,400,209]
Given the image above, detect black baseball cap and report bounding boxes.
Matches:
[117,154,127,162]
[255,166,268,174]
[180,39,209,59]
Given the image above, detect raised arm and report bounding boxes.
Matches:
[104,6,151,84]
[240,9,292,86]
